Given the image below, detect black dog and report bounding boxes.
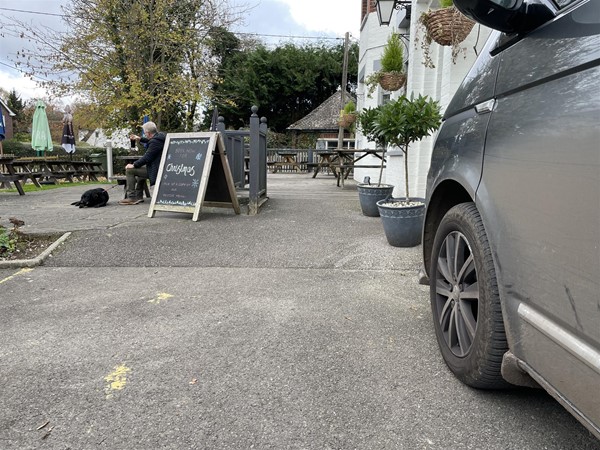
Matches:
[71,188,109,208]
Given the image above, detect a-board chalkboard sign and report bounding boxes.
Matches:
[148,132,240,221]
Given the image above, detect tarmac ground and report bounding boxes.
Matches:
[1,173,598,449]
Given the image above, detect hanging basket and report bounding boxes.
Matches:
[338,112,357,128]
[421,7,475,46]
[379,72,407,92]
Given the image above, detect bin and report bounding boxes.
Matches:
[89,152,107,173]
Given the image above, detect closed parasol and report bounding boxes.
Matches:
[31,100,53,156]
[0,107,5,155]
[61,104,76,155]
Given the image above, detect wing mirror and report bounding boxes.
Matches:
[453,0,554,34]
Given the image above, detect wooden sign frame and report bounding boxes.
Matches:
[148,132,240,221]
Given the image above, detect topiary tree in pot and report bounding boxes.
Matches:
[354,105,393,217]
[373,94,442,246]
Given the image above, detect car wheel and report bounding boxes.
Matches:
[430,202,509,389]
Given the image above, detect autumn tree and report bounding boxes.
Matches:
[205,41,359,132]
[2,0,242,132]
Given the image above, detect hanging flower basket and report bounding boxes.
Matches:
[379,72,407,92]
[421,6,475,46]
[338,112,357,128]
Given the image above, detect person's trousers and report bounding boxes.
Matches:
[125,166,148,200]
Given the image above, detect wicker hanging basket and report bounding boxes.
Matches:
[421,7,475,46]
[338,112,357,128]
[379,72,407,92]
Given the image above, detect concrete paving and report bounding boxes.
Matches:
[1,174,598,449]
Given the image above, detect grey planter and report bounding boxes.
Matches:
[357,184,394,217]
[376,198,425,247]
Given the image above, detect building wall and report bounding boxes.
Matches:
[1,105,14,140]
[356,0,491,197]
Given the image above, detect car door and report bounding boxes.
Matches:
[476,0,600,429]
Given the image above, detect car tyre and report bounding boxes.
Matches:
[430,202,509,389]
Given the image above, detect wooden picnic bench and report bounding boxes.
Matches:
[0,154,26,195]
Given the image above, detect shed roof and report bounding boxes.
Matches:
[287,90,355,132]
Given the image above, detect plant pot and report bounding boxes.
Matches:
[338,113,357,128]
[356,184,394,217]
[376,198,425,247]
[379,72,407,92]
[421,7,475,46]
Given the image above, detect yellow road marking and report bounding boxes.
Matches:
[104,364,131,398]
[148,292,174,304]
[0,268,33,285]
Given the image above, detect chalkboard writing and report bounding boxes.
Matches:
[154,137,209,208]
[148,132,240,221]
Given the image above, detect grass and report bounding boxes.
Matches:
[0,180,115,193]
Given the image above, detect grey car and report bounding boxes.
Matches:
[420,0,599,439]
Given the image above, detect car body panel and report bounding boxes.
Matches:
[424,0,600,437]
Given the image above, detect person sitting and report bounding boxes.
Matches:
[118,121,166,205]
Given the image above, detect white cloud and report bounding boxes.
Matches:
[0,70,47,102]
[274,0,361,38]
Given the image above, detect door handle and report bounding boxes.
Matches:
[475,99,496,114]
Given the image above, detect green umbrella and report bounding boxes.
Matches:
[31,100,53,156]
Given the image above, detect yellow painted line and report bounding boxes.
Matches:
[148,292,174,304]
[0,268,33,285]
[104,364,131,398]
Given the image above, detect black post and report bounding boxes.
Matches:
[249,106,260,215]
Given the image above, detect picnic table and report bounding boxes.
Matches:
[269,151,302,173]
[0,156,106,194]
[312,149,387,187]
[0,155,26,195]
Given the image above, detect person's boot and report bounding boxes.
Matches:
[119,190,144,205]
[118,198,143,205]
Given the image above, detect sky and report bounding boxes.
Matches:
[0,0,361,104]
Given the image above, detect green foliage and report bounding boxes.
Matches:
[1,0,230,132]
[440,0,454,8]
[365,34,405,97]
[357,106,385,148]
[206,42,359,132]
[367,95,442,197]
[381,34,404,73]
[374,94,442,149]
[342,101,356,114]
[0,226,17,255]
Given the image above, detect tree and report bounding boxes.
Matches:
[5,90,25,134]
[1,0,243,132]
[205,41,359,132]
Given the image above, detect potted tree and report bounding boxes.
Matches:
[374,94,442,247]
[417,0,476,68]
[365,33,407,97]
[355,106,393,217]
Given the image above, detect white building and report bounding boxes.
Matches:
[355,0,491,198]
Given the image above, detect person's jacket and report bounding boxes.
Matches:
[133,132,166,186]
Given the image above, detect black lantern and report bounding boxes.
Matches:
[376,0,397,26]
[375,0,411,26]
